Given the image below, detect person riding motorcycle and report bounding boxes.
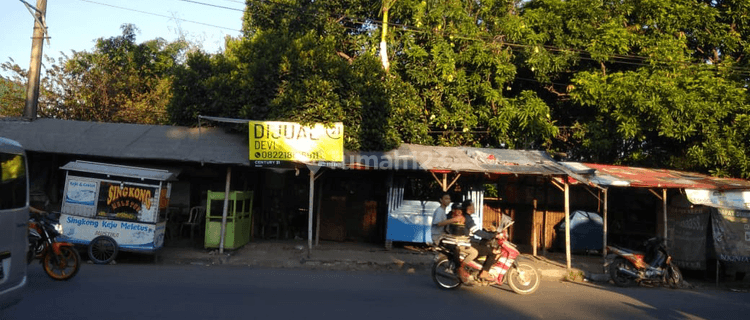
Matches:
[439,202,479,283]
[460,199,502,282]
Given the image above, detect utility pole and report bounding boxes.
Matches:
[23,0,48,120]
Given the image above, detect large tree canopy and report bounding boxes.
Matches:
[3,1,749,178]
[170,0,558,151]
[515,0,750,177]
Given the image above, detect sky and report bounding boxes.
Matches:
[1,0,245,77]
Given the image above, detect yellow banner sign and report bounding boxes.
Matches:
[248,121,344,162]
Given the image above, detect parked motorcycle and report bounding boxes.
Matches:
[431,220,541,295]
[607,237,683,288]
[27,211,81,281]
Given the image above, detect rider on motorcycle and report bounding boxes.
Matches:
[461,199,501,282]
[440,202,478,283]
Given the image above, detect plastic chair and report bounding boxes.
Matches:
[181,206,205,241]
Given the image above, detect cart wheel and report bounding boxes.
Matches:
[88,236,118,264]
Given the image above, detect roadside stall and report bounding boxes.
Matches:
[58,161,175,264]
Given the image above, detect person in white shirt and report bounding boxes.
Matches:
[431,193,453,244]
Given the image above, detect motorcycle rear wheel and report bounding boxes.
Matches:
[609,257,636,287]
[507,262,540,295]
[666,264,683,289]
[43,246,81,281]
[432,255,461,290]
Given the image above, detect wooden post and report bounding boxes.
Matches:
[543,178,549,255]
[532,199,538,257]
[716,260,720,287]
[219,167,232,254]
[603,189,608,260]
[564,181,571,270]
[663,188,668,242]
[24,0,47,120]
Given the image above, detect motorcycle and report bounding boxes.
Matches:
[607,237,683,288]
[27,211,81,281]
[431,220,541,295]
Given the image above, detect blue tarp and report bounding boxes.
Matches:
[556,210,603,252]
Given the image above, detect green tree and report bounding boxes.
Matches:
[1,56,68,119]
[387,0,558,148]
[516,0,750,178]
[2,24,188,124]
[0,75,25,117]
[171,0,429,151]
[170,0,558,151]
[60,24,187,124]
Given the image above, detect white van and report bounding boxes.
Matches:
[0,137,28,309]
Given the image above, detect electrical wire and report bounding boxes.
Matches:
[176,0,245,12]
[79,0,242,32]
[219,0,246,4]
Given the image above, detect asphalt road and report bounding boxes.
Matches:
[2,263,748,320]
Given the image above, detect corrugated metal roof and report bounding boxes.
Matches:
[403,144,485,172]
[343,150,422,170]
[60,160,175,181]
[0,137,25,154]
[343,144,570,176]
[562,162,750,190]
[0,118,250,165]
[461,147,567,175]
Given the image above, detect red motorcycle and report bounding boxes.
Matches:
[27,211,81,281]
[431,221,541,295]
[607,237,683,288]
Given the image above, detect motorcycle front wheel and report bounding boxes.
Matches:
[609,257,636,287]
[666,264,683,289]
[432,255,461,290]
[507,262,540,295]
[43,246,81,281]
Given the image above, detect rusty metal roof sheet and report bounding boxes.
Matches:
[562,162,750,190]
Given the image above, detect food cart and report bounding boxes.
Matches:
[58,161,175,264]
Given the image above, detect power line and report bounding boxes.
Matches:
[79,0,242,32]
[218,0,246,4]
[176,0,245,12]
